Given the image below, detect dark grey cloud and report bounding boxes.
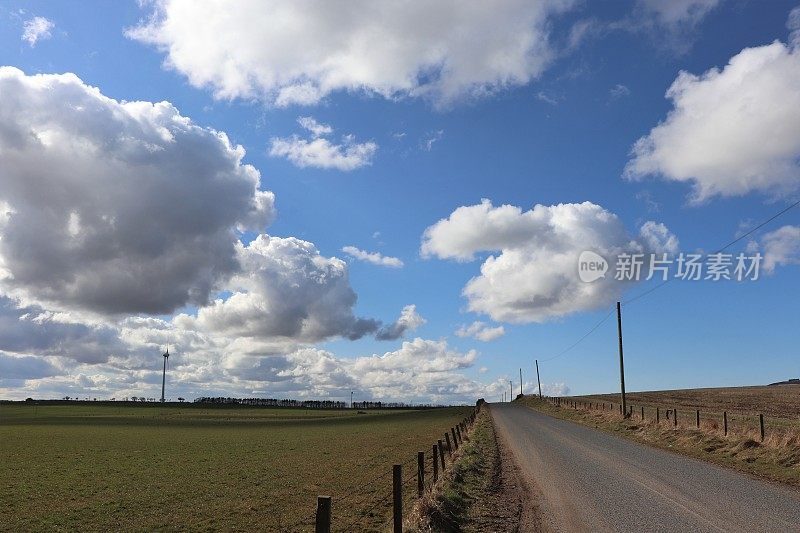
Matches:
[0,67,275,316]
[0,353,58,380]
[0,297,127,363]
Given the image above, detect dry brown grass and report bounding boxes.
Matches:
[579,384,800,419]
[406,407,520,533]
[517,396,800,488]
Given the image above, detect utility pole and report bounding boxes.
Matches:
[519,368,523,396]
[535,359,542,399]
[617,301,627,417]
[509,380,513,402]
[351,391,354,409]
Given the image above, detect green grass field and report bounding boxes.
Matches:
[0,404,472,532]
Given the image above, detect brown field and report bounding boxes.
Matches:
[577,384,800,419]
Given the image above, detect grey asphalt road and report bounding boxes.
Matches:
[491,403,800,533]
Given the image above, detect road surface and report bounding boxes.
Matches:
[491,403,800,532]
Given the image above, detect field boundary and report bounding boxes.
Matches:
[308,404,482,532]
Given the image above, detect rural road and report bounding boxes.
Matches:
[491,403,800,532]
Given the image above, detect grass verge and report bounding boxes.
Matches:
[516,396,800,488]
[408,407,520,532]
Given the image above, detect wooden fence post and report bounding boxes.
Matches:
[760,413,765,442]
[456,425,462,444]
[641,406,644,420]
[674,408,678,427]
[432,444,439,483]
[444,433,452,456]
[393,465,402,533]
[696,409,700,428]
[723,411,728,436]
[315,495,331,533]
[417,451,425,497]
[656,407,660,423]
[438,439,446,470]
[451,428,459,450]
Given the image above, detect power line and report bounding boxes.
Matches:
[623,198,800,307]
[538,307,615,362]
[541,198,800,362]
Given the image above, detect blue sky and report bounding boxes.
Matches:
[1,0,799,402]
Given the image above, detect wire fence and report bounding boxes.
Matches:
[304,406,481,533]
[542,395,799,444]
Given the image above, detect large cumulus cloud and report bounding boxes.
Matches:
[126,0,576,107]
[422,200,677,323]
[624,15,800,202]
[221,338,487,403]
[0,67,275,315]
[180,235,380,344]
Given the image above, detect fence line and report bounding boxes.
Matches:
[310,406,480,532]
[539,395,793,443]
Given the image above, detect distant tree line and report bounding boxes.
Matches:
[193,397,448,409]
[194,397,348,408]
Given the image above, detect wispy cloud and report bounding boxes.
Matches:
[609,83,631,99]
[269,117,377,171]
[535,91,560,105]
[420,130,444,151]
[455,321,505,342]
[22,16,54,47]
[342,246,403,268]
[297,116,333,137]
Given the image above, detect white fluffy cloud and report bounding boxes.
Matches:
[536,381,570,396]
[183,235,380,345]
[22,16,54,47]
[422,200,677,323]
[218,337,501,403]
[342,246,403,268]
[280,338,490,402]
[296,116,332,138]
[625,27,800,201]
[456,321,506,342]
[127,0,576,107]
[269,116,377,170]
[0,67,275,316]
[0,331,499,404]
[758,225,800,273]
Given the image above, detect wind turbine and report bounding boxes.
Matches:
[160,347,170,403]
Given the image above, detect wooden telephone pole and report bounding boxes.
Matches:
[617,301,628,417]
[535,359,542,399]
[519,368,523,396]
